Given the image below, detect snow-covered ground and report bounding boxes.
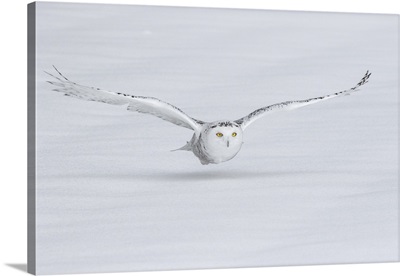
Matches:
[34,2,398,274]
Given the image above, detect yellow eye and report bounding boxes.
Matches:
[216,132,223,137]
[232,132,237,137]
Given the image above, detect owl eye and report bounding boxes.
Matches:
[216,132,223,137]
[232,132,237,137]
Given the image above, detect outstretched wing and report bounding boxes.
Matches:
[46,66,204,131]
[235,71,371,130]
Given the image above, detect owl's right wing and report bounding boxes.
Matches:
[46,66,204,131]
[235,71,371,130]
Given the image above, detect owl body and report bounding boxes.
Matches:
[183,121,244,165]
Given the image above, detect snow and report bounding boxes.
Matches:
[34,2,398,274]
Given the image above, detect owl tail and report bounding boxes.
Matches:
[171,141,192,152]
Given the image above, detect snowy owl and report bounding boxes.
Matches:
[46,67,371,165]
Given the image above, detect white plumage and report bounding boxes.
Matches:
[46,67,371,165]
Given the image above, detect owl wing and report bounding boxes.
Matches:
[46,66,204,131]
[235,71,371,130]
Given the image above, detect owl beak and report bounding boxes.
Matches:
[226,140,230,148]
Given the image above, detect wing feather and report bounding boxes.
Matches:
[235,71,371,130]
[46,66,203,131]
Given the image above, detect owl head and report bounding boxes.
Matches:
[203,121,243,162]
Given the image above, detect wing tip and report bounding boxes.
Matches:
[51,65,69,81]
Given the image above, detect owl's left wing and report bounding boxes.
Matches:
[235,71,371,130]
[46,66,204,131]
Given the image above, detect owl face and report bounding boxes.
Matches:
[203,121,243,163]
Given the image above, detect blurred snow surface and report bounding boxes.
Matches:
[34,2,398,274]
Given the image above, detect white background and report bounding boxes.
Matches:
[0,0,398,276]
